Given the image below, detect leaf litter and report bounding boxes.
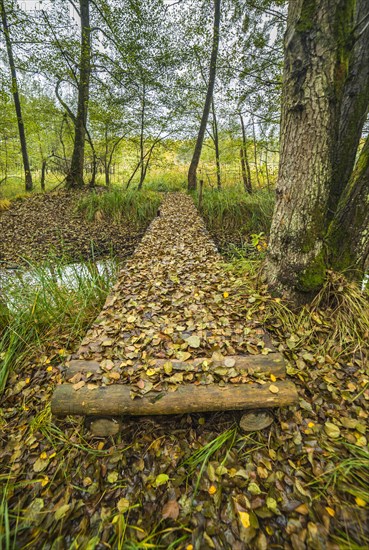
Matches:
[0,192,368,548]
[70,193,270,395]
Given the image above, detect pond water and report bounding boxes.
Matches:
[0,259,118,309]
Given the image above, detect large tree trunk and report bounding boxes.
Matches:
[187,0,221,191]
[66,0,91,189]
[0,0,33,192]
[327,0,369,220]
[265,0,356,301]
[327,134,369,278]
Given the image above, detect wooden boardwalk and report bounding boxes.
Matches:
[52,193,297,428]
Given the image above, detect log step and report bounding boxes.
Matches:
[63,353,287,380]
[51,379,298,417]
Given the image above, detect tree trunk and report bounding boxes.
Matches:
[188,0,221,191]
[327,0,369,220]
[0,0,33,192]
[240,114,252,193]
[264,0,356,301]
[265,150,271,190]
[66,0,91,188]
[211,99,221,189]
[327,134,369,278]
[138,84,146,191]
[251,117,260,187]
[41,159,47,191]
[105,163,110,186]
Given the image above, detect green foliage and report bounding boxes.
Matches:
[182,427,237,496]
[75,189,162,228]
[0,258,118,394]
[196,187,275,237]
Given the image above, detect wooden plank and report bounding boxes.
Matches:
[64,353,287,380]
[51,380,298,417]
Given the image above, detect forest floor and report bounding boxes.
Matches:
[0,190,143,268]
[1,191,369,549]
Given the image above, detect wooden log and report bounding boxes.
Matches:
[51,380,298,417]
[64,353,286,380]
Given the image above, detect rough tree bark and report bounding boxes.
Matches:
[328,0,369,220]
[265,0,358,301]
[66,0,91,188]
[0,0,33,191]
[188,0,221,190]
[328,134,369,278]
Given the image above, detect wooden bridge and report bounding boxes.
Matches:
[52,193,297,434]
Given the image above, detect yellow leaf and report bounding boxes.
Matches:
[355,497,367,507]
[270,374,276,382]
[154,473,169,487]
[146,368,157,376]
[325,507,335,517]
[97,442,105,450]
[163,362,173,374]
[41,476,49,487]
[238,511,250,529]
[208,485,217,495]
[117,497,130,513]
[49,452,56,459]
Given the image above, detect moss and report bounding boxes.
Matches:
[334,0,356,94]
[298,251,326,292]
[296,0,316,33]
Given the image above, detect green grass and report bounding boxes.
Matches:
[182,426,237,496]
[0,257,118,394]
[194,186,275,239]
[76,188,162,228]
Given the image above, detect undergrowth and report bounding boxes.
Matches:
[76,189,162,228]
[195,187,275,241]
[0,257,118,394]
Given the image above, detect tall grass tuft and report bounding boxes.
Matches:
[76,189,162,228]
[0,258,118,394]
[195,187,275,238]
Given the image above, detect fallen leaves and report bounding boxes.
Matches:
[162,500,180,520]
[2,193,369,550]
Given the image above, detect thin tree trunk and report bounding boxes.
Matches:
[211,99,221,189]
[264,0,356,302]
[138,83,146,190]
[41,159,47,191]
[188,0,221,190]
[66,0,91,188]
[0,0,33,191]
[251,117,260,187]
[105,163,110,186]
[240,113,252,193]
[265,150,271,190]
